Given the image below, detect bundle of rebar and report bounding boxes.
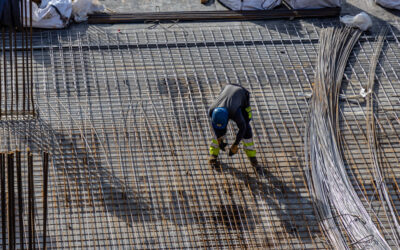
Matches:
[365,27,400,247]
[0,0,34,118]
[0,150,49,249]
[88,8,341,24]
[305,26,390,249]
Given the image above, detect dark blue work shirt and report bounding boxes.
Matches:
[208,84,250,145]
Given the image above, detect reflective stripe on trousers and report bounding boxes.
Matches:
[242,138,256,158]
[245,106,252,119]
[209,139,220,156]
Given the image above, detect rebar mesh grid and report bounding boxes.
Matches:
[0,20,400,249]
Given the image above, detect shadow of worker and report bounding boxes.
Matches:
[214,162,323,246]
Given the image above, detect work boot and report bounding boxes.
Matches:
[249,157,258,168]
[209,155,219,168]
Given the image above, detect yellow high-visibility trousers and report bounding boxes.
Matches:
[209,139,220,156]
[242,138,256,158]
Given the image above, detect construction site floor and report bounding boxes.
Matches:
[1,0,400,249]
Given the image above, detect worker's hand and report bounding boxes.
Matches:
[220,142,227,151]
[217,137,227,151]
[228,144,239,156]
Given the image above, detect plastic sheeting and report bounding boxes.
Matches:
[218,0,281,10]
[22,0,105,29]
[340,12,372,31]
[72,0,104,22]
[286,0,342,9]
[22,0,72,29]
[376,0,400,10]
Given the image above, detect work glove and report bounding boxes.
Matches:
[217,138,227,151]
[228,143,239,156]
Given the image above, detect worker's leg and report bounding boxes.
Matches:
[242,124,258,167]
[209,139,221,167]
[209,138,221,157]
[209,129,226,167]
[243,137,256,158]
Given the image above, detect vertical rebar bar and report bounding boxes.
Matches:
[1,154,5,250]
[0,28,2,119]
[9,28,13,117]
[14,29,18,115]
[43,152,49,250]
[16,151,24,249]
[7,153,15,250]
[28,150,34,250]
[22,0,26,113]
[2,28,7,116]
[30,0,34,115]
[24,0,28,113]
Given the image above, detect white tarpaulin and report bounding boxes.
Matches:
[376,0,400,10]
[22,0,72,29]
[72,0,105,22]
[22,0,105,29]
[286,0,342,9]
[218,0,281,10]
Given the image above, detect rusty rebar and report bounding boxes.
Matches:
[29,0,34,116]
[16,151,24,249]
[0,0,34,117]
[21,0,26,113]
[28,150,34,250]
[88,8,341,24]
[9,28,13,117]
[2,27,6,116]
[7,153,15,250]
[14,29,18,116]
[42,152,49,250]
[1,154,5,250]
[0,29,2,119]
[24,0,28,113]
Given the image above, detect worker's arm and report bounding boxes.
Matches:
[211,125,228,151]
[212,126,226,139]
[233,109,247,146]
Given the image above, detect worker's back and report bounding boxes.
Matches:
[209,84,249,118]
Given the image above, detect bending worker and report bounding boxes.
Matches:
[208,84,258,168]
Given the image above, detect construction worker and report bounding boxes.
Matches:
[208,84,258,168]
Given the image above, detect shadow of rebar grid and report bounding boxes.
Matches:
[1,19,400,249]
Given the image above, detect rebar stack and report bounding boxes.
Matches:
[0,0,34,119]
[365,27,400,247]
[305,26,391,249]
[87,8,341,24]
